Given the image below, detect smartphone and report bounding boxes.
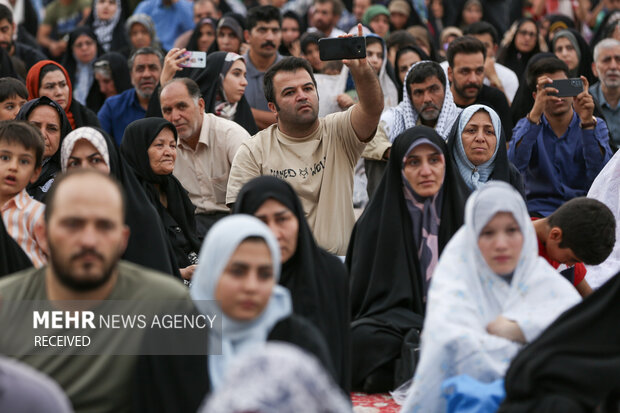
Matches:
[318,37,366,61]
[544,78,583,97]
[179,51,207,68]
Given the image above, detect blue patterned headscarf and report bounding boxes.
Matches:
[453,104,502,190]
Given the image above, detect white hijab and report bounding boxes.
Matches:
[401,181,581,413]
[380,60,461,142]
[190,215,292,391]
[60,127,110,172]
[587,150,620,288]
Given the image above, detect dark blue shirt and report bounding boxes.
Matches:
[508,112,612,216]
[98,88,146,146]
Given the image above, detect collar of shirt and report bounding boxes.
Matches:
[594,82,620,110]
[1,189,29,211]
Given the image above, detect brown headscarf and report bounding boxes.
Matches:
[26,60,76,129]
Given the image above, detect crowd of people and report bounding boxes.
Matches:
[1,0,620,411]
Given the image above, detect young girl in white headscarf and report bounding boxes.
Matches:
[401,181,581,413]
[190,215,335,392]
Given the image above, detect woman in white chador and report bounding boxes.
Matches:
[401,181,581,413]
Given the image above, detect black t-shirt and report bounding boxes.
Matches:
[455,85,514,141]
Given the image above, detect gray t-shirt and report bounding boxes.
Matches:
[243,52,282,111]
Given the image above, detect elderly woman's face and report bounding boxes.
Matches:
[402,143,445,197]
[73,34,97,64]
[29,105,61,159]
[130,23,152,49]
[461,110,497,166]
[477,212,523,276]
[215,239,275,321]
[554,37,579,71]
[147,127,176,175]
[66,139,110,174]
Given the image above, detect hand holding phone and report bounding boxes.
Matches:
[178,51,207,68]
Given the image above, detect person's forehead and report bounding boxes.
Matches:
[453,52,484,67]
[29,105,60,124]
[472,33,493,45]
[554,37,572,46]
[133,54,160,67]
[51,177,123,221]
[161,82,192,103]
[0,19,12,28]
[315,2,333,11]
[253,20,280,30]
[130,23,148,33]
[410,75,442,89]
[273,69,313,90]
[545,70,567,80]
[42,70,66,82]
[598,46,620,60]
[194,1,213,12]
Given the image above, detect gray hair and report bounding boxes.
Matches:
[128,47,164,71]
[594,38,620,62]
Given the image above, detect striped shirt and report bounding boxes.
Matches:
[1,189,46,267]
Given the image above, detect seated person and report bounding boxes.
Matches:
[500,264,620,413]
[364,34,398,108]
[233,176,350,392]
[25,60,101,130]
[507,57,612,217]
[60,126,179,276]
[201,343,350,412]
[0,121,46,267]
[348,125,470,393]
[447,104,524,195]
[190,215,336,391]
[15,97,72,202]
[120,118,201,281]
[401,181,582,413]
[586,149,620,289]
[0,77,27,120]
[532,197,615,297]
[0,214,31,277]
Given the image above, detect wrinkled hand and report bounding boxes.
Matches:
[573,75,595,123]
[486,315,526,344]
[529,75,561,124]
[341,24,368,72]
[337,93,355,109]
[160,48,189,86]
[179,265,197,281]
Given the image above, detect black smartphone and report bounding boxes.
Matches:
[318,37,366,61]
[544,78,583,97]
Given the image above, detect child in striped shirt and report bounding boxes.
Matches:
[0,121,47,267]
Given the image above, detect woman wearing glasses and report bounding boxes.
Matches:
[497,18,548,80]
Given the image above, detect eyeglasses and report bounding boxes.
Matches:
[517,30,537,38]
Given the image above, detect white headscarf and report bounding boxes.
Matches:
[453,104,502,190]
[587,151,620,288]
[401,181,581,413]
[201,342,352,413]
[190,215,292,391]
[60,127,110,172]
[366,34,399,109]
[380,60,461,142]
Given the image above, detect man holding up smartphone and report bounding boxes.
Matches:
[226,24,383,256]
[508,57,612,218]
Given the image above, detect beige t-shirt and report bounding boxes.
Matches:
[174,113,249,214]
[226,107,366,255]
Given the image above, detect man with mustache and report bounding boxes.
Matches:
[590,38,620,147]
[98,47,163,145]
[447,36,513,141]
[227,27,383,255]
[243,5,283,130]
[0,169,207,412]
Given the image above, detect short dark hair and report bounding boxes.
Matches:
[45,169,126,223]
[0,120,44,169]
[128,47,163,71]
[446,35,486,68]
[547,197,616,265]
[526,56,568,91]
[264,57,317,109]
[406,60,446,91]
[386,30,417,51]
[0,4,13,24]
[300,31,324,54]
[314,0,343,17]
[246,5,281,31]
[365,36,383,49]
[0,77,27,102]
[160,77,202,102]
[463,21,499,45]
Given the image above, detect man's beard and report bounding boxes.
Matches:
[48,244,120,292]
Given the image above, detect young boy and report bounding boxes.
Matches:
[0,121,46,267]
[0,78,28,121]
[533,197,616,297]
